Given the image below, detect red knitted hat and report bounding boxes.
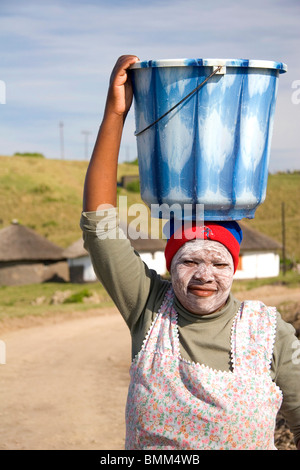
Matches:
[164,221,242,273]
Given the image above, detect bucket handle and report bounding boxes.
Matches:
[134,65,222,137]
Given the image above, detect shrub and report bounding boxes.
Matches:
[63,288,93,303]
[14,152,45,158]
[126,179,140,193]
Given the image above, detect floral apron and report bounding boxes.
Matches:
[125,287,283,450]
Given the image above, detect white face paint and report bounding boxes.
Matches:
[170,239,234,315]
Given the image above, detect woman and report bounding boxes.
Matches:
[80,55,300,450]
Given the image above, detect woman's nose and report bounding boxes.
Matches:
[193,264,214,283]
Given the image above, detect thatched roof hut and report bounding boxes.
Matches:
[0,221,68,285]
[239,223,282,252]
[63,234,166,260]
[236,223,281,279]
[63,222,282,282]
[0,221,65,262]
[63,238,86,260]
[63,234,167,282]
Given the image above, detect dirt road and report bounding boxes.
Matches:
[0,286,299,450]
[0,308,131,450]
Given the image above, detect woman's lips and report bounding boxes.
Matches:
[188,285,217,297]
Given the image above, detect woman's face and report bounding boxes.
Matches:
[170,239,234,315]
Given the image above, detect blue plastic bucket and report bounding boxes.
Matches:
[130,58,287,220]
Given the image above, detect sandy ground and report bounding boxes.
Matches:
[0,285,299,451]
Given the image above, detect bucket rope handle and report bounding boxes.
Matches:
[134,65,222,136]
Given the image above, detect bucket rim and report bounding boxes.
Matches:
[130,58,287,73]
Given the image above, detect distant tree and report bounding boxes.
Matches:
[126,179,140,192]
[14,152,45,158]
[127,157,138,165]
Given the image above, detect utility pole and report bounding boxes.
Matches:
[281,202,286,276]
[82,131,92,160]
[59,121,64,160]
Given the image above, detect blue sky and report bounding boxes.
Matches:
[0,0,299,171]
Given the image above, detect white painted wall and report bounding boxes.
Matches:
[139,251,167,275]
[234,252,280,279]
[68,256,97,282]
[68,251,167,282]
[69,251,279,282]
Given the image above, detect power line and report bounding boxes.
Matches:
[59,121,64,159]
[81,130,92,160]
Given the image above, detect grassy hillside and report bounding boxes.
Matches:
[242,172,300,263]
[0,155,139,248]
[0,155,299,261]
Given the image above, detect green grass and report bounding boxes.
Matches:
[0,271,298,324]
[0,156,299,258]
[14,152,45,158]
[241,172,300,263]
[0,155,88,248]
[0,155,141,249]
[0,155,299,324]
[1,155,299,256]
[232,270,300,293]
[0,282,113,323]
[63,287,93,304]
[126,179,140,193]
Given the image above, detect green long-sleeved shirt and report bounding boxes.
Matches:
[80,209,300,446]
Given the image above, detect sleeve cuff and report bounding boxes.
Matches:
[80,209,127,239]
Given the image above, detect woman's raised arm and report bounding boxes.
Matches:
[83,55,139,211]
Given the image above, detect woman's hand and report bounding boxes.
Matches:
[105,55,139,118]
[83,54,139,211]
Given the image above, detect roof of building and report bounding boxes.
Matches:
[239,223,282,252]
[0,221,65,262]
[63,233,166,259]
[63,222,282,259]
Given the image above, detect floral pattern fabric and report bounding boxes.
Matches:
[125,287,283,450]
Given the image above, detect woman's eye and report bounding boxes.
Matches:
[183,260,197,266]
